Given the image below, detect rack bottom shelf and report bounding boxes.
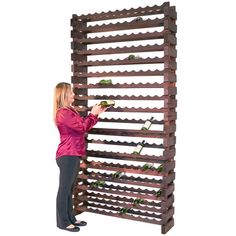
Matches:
[74,206,174,234]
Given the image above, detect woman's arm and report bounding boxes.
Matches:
[56,108,99,133]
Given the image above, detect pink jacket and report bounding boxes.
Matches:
[55,107,98,159]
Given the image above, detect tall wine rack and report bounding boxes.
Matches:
[71,2,177,234]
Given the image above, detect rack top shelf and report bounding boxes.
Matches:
[71,3,174,22]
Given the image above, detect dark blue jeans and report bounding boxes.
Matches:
[56,156,80,228]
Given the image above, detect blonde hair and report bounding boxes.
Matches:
[53,82,72,122]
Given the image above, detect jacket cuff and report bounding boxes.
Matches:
[89,112,99,121]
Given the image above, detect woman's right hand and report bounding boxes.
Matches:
[90,104,107,116]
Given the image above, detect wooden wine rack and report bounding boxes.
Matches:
[71,2,177,234]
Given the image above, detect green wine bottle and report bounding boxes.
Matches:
[119,208,125,214]
[112,171,123,179]
[98,180,105,187]
[99,100,115,107]
[91,180,105,188]
[142,163,150,171]
[127,54,141,60]
[141,117,154,130]
[156,165,163,172]
[133,198,144,205]
[119,207,131,214]
[127,54,135,60]
[132,140,145,154]
[156,189,162,197]
[142,163,153,170]
[99,79,112,85]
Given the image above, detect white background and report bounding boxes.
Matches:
[0,0,236,235]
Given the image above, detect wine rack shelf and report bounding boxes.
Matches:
[71,1,177,234]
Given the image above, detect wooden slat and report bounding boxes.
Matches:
[73,18,164,34]
[73,70,164,77]
[75,94,167,101]
[72,70,176,82]
[89,128,165,137]
[73,57,165,66]
[86,202,162,218]
[71,3,169,22]
[78,171,163,188]
[80,192,162,207]
[86,149,175,163]
[72,32,176,45]
[75,106,169,113]
[72,44,165,56]
[81,162,174,176]
[74,82,168,89]
[80,195,164,213]
[81,161,167,178]
[86,138,165,148]
[77,184,161,201]
[75,206,162,225]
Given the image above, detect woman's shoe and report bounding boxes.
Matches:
[62,225,80,232]
[74,220,87,227]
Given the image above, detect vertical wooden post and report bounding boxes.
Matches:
[71,15,88,214]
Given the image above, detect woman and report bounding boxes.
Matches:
[53,82,106,232]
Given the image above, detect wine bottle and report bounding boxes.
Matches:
[91,180,105,188]
[156,189,162,197]
[142,163,153,171]
[112,171,123,179]
[99,180,105,187]
[119,207,131,214]
[133,16,143,22]
[156,165,163,172]
[99,100,115,107]
[141,117,154,130]
[127,54,135,60]
[127,54,141,60]
[132,140,145,154]
[133,198,144,205]
[99,79,112,85]
[142,163,150,171]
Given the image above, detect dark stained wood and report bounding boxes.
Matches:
[73,57,165,67]
[72,44,165,56]
[75,94,168,101]
[72,32,176,45]
[71,3,177,234]
[74,106,170,113]
[74,82,171,89]
[85,150,173,163]
[71,3,170,22]
[161,218,174,234]
[86,138,165,148]
[72,18,166,34]
[75,206,163,225]
[88,127,175,137]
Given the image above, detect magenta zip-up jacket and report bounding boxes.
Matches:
[55,107,98,159]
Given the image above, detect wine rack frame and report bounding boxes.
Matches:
[71,2,177,234]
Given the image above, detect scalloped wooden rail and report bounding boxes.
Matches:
[72,32,176,45]
[71,3,170,22]
[86,138,166,148]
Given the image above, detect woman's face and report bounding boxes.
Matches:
[67,88,75,105]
